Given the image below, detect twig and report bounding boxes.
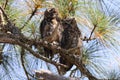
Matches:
[0,6,21,35]
[21,47,30,80]
[0,44,5,64]
[88,24,97,40]
[0,6,9,22]
[82,24,97,42]
[3,0,8,9]
[20,7,38,29]
[70,68,78,77]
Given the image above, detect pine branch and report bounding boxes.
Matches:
[0,6,98,80]
[0,32,98,80]
[3,0,8,9]
[0,33,67,68]
[35,69,75,80]
[20,6,38,29]
[21,47,30,80]
[82,24,97,42]
[88,24,97,40]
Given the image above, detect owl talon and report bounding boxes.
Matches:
[44,41,48,44]
[52,41,59,46]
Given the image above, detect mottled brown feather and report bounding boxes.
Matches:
[40,8,63,58]
[60,18,82,74]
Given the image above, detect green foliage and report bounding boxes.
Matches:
[0,0,120,80]
[77,1,120,53]
[5,6,20,22]
[0,0,22,27]
[54,0,78,18]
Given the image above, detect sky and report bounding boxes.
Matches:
[1,0,120,80]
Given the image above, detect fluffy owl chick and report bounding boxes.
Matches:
[40,8,63,59]
[60,18,82,74]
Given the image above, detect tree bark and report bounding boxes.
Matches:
[35,70,80,80]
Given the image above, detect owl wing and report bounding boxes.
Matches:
[59,18,82,74]
[39,19,54,58]
[40,19,46,38]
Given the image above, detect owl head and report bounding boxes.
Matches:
[44,8,58,20]
[62,18,77,29]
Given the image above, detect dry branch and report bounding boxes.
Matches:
[35,69,80,80]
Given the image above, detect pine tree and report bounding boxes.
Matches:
[0,0,120,80]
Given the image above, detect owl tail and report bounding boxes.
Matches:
[44,48,53,59]
[59,57,73,75]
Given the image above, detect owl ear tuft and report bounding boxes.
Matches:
[50,8,55,12]
[71,18,75,22]
[44,9,49,18]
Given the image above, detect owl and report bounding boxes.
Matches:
[59,18,82,74]
[40,8,63,59]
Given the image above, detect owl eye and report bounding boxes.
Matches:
[50,8,55,11]
[47,8,51,12]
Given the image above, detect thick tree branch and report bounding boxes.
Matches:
[35,69,80,80]
[0,33,67,69]
[0,33,97,80]
[0,6,98,80]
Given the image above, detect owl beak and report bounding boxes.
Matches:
[53,13,58,17]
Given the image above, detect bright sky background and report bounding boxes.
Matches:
[1,0,120,80]
[12,0,120,78]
